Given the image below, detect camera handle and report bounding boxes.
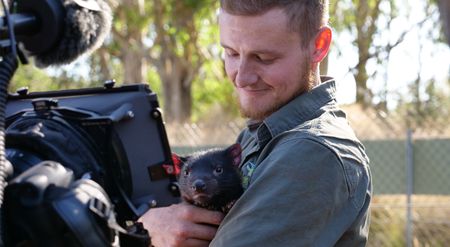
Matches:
[4,161,151,246]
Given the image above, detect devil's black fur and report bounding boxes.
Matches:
[177,143,243,213]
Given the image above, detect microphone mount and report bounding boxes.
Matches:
[0,14,38,39]
[0,0,65,58]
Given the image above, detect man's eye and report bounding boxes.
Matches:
[256,55,275,64]
[225,50,238,57]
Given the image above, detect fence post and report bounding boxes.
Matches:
[406,129,414,247]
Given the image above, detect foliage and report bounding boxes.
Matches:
[192,72,238,122]
[9,64,89,93]
[5,0,448,124]
[85,0,234,122]
[9,66,53,93]
[394,78,450,128]
[190,7,240,122]
[330,0,449,128]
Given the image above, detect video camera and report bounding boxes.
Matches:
[0,0,183,245]
[3,81,181,246]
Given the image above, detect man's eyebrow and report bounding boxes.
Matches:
[251,49,280,55]
[220,43,232,49]
[220,44,280,55]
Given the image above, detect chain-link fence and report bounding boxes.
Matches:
[165,105,450,247]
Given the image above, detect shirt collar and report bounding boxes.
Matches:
[250,76,336,146]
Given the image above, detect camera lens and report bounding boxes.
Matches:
[6,148,44,179]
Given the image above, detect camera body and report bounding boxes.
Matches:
[5,82,180,222]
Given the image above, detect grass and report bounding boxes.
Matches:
[368,195,450,247]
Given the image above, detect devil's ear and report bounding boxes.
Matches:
[226,143,242,167]
[179,155,190,164]
[171,153,190,176]
[171,152,179,164]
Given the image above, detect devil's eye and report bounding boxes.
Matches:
[184,169,190,176]
[214,166,223,175]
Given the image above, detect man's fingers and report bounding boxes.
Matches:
[178,203,225,225]
[183,221,218,241]
[183,238,212,247]
[138,203,224,247]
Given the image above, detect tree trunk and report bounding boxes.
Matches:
[151,0,203,123]
[438,0,450,45]
[159,60,193,123]
[162,80,192,123]
[118,0,147,84]
[122,39,147,84]
[98,49,111,82]
[353,0,382,107]
[355,55,370,106]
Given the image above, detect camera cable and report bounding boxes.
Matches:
[0,0,19,246]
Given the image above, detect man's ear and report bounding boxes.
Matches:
[311,26,332,63]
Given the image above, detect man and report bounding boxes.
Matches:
[139,1,372,246]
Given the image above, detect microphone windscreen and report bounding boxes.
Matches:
[32,0,112,68]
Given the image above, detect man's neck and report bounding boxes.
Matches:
[310,67,321,87]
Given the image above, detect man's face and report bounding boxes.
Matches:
[219,8,313,121]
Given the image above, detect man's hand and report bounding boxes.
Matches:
[138,203,224,247]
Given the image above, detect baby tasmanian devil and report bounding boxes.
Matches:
[175,143,243,213]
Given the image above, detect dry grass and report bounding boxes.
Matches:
[369,195,450,247]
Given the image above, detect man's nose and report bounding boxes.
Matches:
[235,59,258,87]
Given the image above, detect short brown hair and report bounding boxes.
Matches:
[220,0,329,48]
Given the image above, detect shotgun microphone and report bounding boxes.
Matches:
[0,0,112,67]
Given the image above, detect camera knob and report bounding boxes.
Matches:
[169,182,180,197]
[104,79,116,89]
[16,87,29,96]
[151,109,161,119]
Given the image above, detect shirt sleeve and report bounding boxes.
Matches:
[210,138,353,247]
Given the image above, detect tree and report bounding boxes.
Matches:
[330,0,450,132]
[437,0,450,45]
[91,0,217,123]
[150,0,213,123]
[89,0,151,84]
[331,0,440,110]
[332,0,389,107]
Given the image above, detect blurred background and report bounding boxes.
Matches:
[9,0,450,246]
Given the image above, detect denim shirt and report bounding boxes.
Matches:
[211,77,372,247]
